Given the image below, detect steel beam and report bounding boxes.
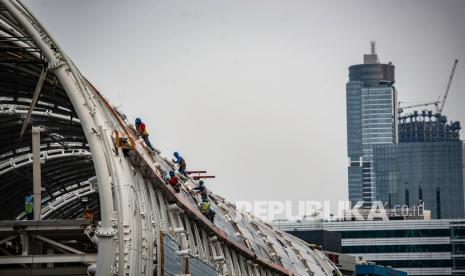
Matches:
[35,235,85,255]
[0,235,16,245]
[0,219,91,233]
[19,65,47,138]
[0,267,88,276]
[0,148,91,177]
[0,253,97,264]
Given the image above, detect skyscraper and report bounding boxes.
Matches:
[346,42,398,206]
[373,112,464,219]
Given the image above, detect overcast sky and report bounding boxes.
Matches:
[24,0,465,215]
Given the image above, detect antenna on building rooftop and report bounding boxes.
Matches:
[363,41,379,64]
[370,40,376,55]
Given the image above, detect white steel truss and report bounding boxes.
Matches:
[0,1,341,275]
[0,148,91,176]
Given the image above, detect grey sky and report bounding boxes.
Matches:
[24,0,465,213]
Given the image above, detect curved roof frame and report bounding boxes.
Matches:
[0,2,342,275]
[0,2,116,272]
[0,4,97,221]
[15,177,99,220]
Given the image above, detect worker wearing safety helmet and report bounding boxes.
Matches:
[168,171,180,193]
[172,152,187,176]
[193,180,208,202]
[135,118,155,152]
[199,199,215,223]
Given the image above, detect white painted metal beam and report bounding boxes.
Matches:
[0,254,97,264]
[19,66,48,138]
[0,148,91,177]
[35,235,85,255]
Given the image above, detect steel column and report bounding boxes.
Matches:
[31,126,42,220]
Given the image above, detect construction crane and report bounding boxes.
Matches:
[436,59,459,114]
[398,59,458,115]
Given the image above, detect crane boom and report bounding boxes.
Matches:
[437,59,459,113]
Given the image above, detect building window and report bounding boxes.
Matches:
[405,189,409,207]
[436,187,441,219]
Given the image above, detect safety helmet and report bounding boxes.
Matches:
[135,118,142,124]
[173,152,179,157]
[169,171,175,177]
[199,180,204,186]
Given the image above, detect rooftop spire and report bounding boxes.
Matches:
[370,40,376,55]
[364,40,379,64]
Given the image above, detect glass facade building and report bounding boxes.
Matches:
[373,136,465,219]
[347,46,397,206]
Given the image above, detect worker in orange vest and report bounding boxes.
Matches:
[168,171,181,193]
[135,118,155,152]
[83,206,94,221]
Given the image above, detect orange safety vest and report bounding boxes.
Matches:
[84,210,94,220]
[137,123,148,136]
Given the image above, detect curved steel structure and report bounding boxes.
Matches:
[0,1,340,275]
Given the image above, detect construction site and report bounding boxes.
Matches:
[398,59,460,143]
[0,1,343,275]
[1,0,464,275]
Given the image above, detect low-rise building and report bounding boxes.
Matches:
[356,263,407,276]
[275,219,465,275]
[323,250,356,276]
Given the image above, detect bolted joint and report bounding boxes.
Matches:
[95,227,117,238]
[48,61,65,71]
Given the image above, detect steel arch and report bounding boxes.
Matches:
[0,1,341,275]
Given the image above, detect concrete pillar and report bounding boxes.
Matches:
[32,126,43,220]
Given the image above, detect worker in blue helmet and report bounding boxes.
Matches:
[193,180,208,202]
[172,152,187,176]
[134,117,155,152]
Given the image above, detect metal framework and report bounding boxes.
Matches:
[0,220,96,275]
[0,1,341,275]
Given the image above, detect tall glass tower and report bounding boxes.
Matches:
[373,112,464,219]
[346,42,397,206]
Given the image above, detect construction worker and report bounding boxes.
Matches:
[168,171,181,193]
[193,180,208,202]
[24,191,33,220]
[83,206,94,221]
[119,135,132,157]
[135,118,155,152]
[200,199,215,223]
[172,152,187,176]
